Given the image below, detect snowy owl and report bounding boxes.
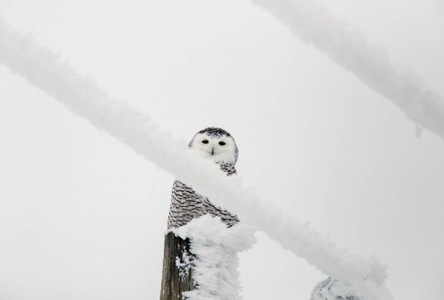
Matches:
[166,127,240,229]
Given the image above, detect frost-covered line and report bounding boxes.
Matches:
[254,0,444,140]
[0,18,391,300]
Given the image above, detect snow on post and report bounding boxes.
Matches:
[173,216,255,300]
[0,17,392,300]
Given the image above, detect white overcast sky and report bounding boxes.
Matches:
[1,0,443,299]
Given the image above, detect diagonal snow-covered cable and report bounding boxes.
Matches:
[253,0,444,141]
[0,18,391,300]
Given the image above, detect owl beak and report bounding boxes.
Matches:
[211,147,215,156]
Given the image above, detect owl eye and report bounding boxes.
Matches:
[202,140,209,144]
[218,141,226,146]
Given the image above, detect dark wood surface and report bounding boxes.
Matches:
[160,232,196,300]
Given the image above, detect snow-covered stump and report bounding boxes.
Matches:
[160,216,255,300]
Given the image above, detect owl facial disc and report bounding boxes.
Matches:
[188,127,238,164]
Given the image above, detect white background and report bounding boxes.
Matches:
[1,0,443,299]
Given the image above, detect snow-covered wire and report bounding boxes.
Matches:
[0,17,391,300]
[253,0,444,141]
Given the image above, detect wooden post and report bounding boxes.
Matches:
[160,232,196,300]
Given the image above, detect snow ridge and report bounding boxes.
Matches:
[0,17,391,300]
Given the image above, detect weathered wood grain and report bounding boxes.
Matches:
[160,232,196,300]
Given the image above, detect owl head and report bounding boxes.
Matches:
[188,127,239,164]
